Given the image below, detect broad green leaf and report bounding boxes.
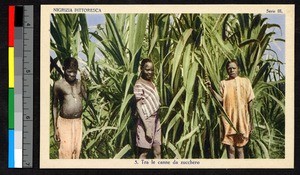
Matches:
[171,28,193,88]
[114,144,132,159]
[176,124,200,145]
[164,113,182,143]
[161,86,185,124]
[165,141,181,159]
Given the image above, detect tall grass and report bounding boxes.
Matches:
[50,13,285,159]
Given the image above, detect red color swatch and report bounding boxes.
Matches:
[8,6,15,47]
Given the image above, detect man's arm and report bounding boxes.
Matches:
[248,100,254,132]
[209,88,223,103]
[81,81,88,101]
[52,82,60,142]
[205,80,223,103]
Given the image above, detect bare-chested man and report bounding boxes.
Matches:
[52,57,87,159]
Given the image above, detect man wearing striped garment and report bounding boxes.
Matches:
[134,58,161,159]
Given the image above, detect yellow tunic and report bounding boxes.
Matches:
[220,76,255,147]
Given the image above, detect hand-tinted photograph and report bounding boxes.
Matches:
[40,5,294,168]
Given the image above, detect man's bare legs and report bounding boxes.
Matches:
[226,145,244,159]
[138,148,149,159]
[153,145,161,159]
[236,147,244,159]
[226,145,235,159]
[138,146,161,159]
[139,152,148,159]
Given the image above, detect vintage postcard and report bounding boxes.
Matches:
[40,4,294,168]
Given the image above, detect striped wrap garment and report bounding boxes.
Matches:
[134,78,160,118]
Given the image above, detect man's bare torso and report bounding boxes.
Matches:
[56,78,83,118]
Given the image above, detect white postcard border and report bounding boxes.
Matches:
[40,4,295,169]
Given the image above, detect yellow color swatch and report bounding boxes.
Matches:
[9,47,14,88]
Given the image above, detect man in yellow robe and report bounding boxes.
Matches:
[207,60,255,159]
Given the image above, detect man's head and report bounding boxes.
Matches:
[140,58,154,81]
[226,60,239,79]
[63,57,78,83]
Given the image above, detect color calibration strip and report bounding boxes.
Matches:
[8,5,15,169]
[8,5,34,168]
